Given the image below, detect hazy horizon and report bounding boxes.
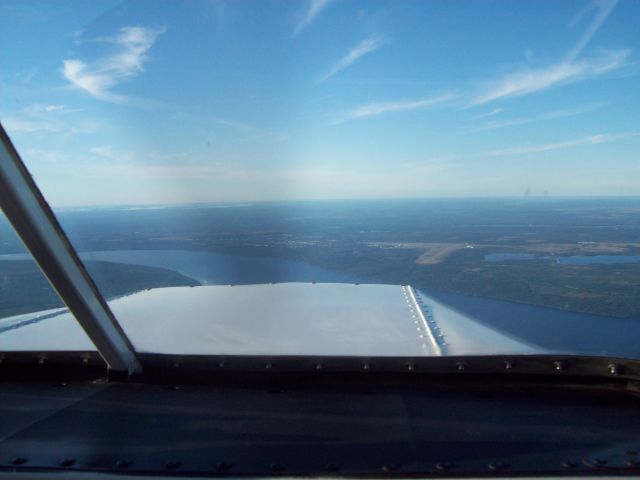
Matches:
[21,194,640,211]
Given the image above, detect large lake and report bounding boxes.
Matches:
[2,249,639,358]
[81,249,358,285]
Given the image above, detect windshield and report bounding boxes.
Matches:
[1,0,639,361]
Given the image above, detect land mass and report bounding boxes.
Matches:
[2,198,640,319]
[0,260,200,318]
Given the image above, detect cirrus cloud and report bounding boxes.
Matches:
[318,37,385,83]
[62,26,166,103]
[333,92,458,124]
[468,49,630,107]
[486,131,640,157]
[293,0,333,37]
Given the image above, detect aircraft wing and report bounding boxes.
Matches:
[0,283,544,357]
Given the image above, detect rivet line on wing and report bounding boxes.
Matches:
[405,285,443,356]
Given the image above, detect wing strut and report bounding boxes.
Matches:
[0,123,141,374]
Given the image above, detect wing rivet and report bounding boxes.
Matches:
[553,360,566,371]
[504,360,514,370]
[216,462,233,471]
[586,458,607,469]
[116,460,132,468]
[608,363,622,375]
[382,463,400,472]
[455,362,468,372]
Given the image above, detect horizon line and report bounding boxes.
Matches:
[22,194,640,212]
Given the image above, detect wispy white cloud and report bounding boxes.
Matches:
[333,92,458,124]
[213,118,259,132]
[89,145,135,163]
[318,37,384,82]
[405,130,640,164]
[154,151,191,162]
[403,157,459,178]
[89,145,192,166]
[43,104,65,113]
[90,146,117,157]
[62,26,166,102]
[2,117,55,134]
[486,131,640,157]
[27,104,83,114]
[293,0,333,37]
[470,102,605,132]
[469,49,630,107]
[472,108,503,120]
[2,103,95,136]
[468,0,624,107]
[566,0,617,62]
[212,117,288,143]
[23,148,72,164]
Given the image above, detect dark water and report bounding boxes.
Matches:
[82,250,358,285]
[0,250,357,286]
[423,290,640,359]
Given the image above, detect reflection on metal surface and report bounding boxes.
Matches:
[0,283,540,357]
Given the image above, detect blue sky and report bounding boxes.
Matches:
[1,0,639,206]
